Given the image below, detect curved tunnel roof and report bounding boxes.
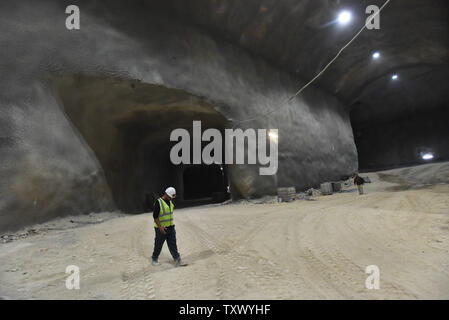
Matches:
[149,0,449,124]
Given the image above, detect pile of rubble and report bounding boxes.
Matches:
[296,188,320,200]
[1,229,39,243]
[1,211,124,244]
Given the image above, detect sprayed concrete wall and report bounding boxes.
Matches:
[0,0,357,232]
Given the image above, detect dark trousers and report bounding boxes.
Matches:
[152,226,180,261]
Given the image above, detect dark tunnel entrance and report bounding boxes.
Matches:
[349,66,449,172]
[183,164,229,203]
[351,104,449,172]
[54,75,231,213]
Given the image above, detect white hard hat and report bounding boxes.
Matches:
[165,187,176,198]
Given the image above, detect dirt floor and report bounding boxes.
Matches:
[1,162,449,300]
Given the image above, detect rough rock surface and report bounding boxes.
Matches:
[2,0,359,231]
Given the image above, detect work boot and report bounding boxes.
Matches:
[174,258,187,267]
[152,259,160,266]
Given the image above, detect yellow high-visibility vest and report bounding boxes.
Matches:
[154,198,174,228]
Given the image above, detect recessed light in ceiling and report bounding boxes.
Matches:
[337,11,352,25]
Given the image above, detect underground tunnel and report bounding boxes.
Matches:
[349,65,449,171]
[0,0,447,233]
[1,0,449,301]
[183,164,228,203]
[54,75,230,213]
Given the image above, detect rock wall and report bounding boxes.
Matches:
[0,0,357,232]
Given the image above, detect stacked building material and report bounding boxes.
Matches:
[320,182,333,195]
[277,187,296,202]
[332,182,342,192]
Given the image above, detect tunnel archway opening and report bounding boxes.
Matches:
[53,75,230,213]
[351,103,449,172]
[183,164,229,203]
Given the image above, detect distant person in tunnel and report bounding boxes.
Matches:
[151,187,187,267]
[354,172,365,195]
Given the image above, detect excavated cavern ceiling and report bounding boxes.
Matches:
[160,0,449,125]
[131,0,448,169]
[103,0,447,126]
[75,0,448,169]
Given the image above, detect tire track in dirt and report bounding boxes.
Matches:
[183,213,297,299]
[120,224,156,300]
[237,210,319,299]
[329,246,416,299]
[336,203,421,299]
[212,207,321,298]
[293,208,356,298]
[296,206,416,299]
[297,246,349,298]
[182,216,231,299]
[135,231,156,299]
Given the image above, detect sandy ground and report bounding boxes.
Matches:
[1,162,449,300]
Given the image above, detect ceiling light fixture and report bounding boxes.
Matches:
[337,11,352,25]
[372,52,380,59]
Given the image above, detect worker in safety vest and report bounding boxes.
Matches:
[151,187,187,267]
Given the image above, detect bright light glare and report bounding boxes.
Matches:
[268,131,278,140]
[422,153,434,160]
[338,11,352,25]
[372,52,380,59]
[391,74,398,80]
